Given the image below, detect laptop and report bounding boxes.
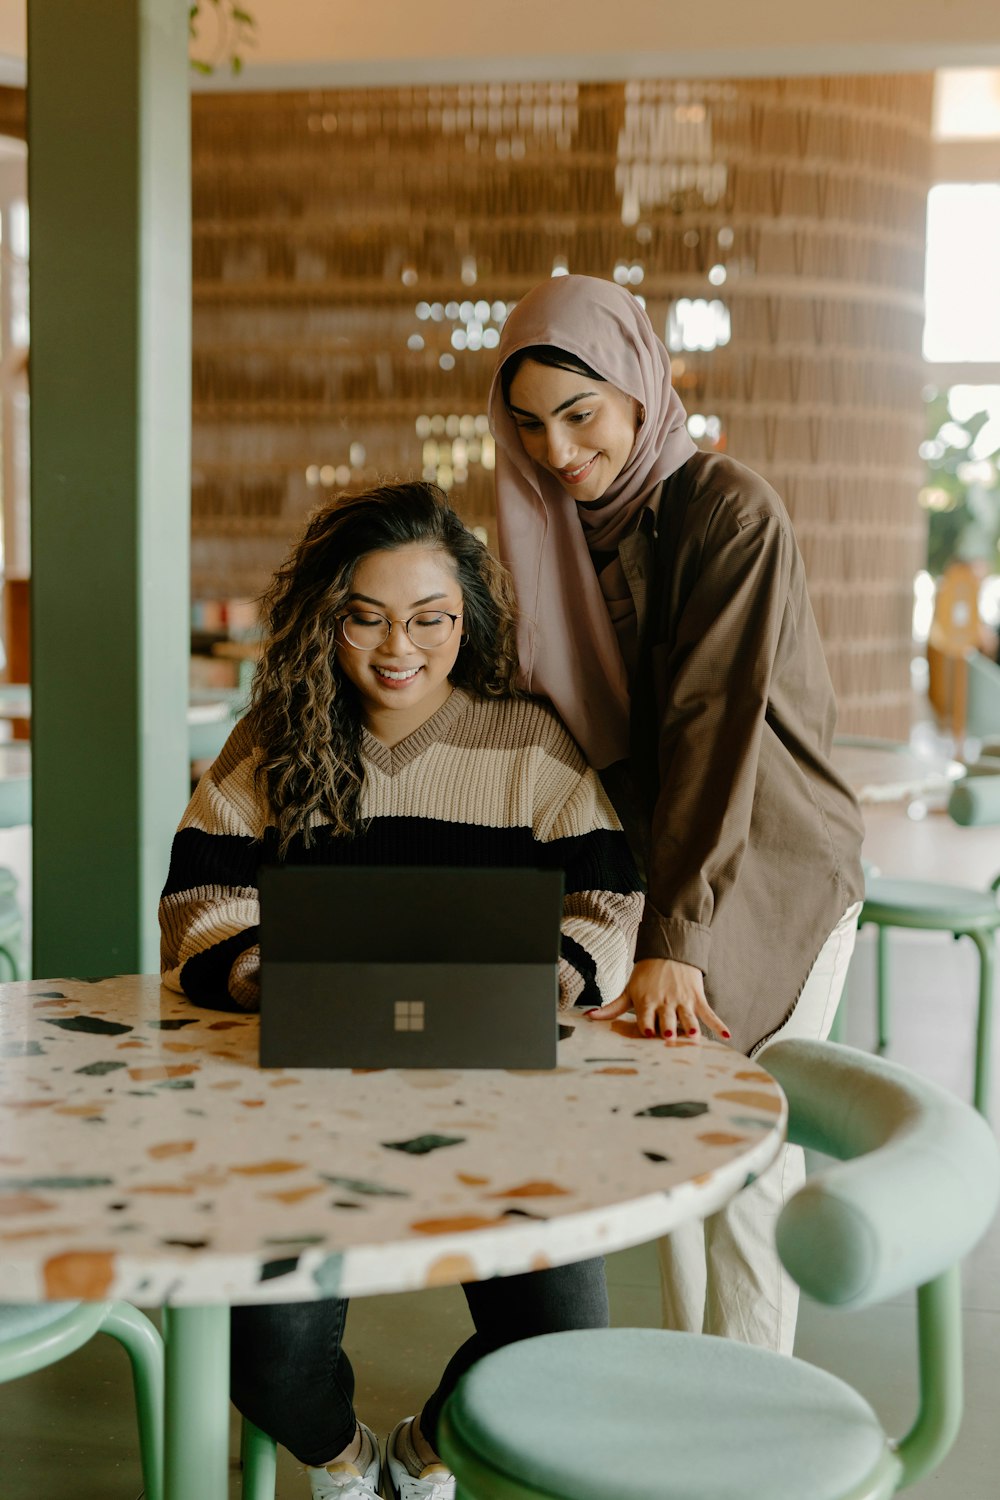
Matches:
[258,865,563,1070]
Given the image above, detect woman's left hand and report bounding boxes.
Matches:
[587,957,732,1042]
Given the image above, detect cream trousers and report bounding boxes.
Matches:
[657,901,862,1355]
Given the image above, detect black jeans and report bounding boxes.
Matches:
[230,1257,608,1467]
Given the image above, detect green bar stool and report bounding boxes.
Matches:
[0,1300,163,1500]
[438,1039,1000,1500]
[860,872,1000,1116]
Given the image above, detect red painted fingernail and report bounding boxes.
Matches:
[663,1028,674,1037]
[644,1028,655,1038]
[688,1028,699,1036]
[721,1029,731,1039]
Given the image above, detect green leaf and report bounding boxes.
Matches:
[232,7,254,21]
[190,58,214,74]
[230,54,243,75]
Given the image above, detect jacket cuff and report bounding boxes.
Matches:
[635,907,712,971]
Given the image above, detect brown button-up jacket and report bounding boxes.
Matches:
[615,451,865,1056]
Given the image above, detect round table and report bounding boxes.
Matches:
[0,974,786,1498]
[831,736,964,807]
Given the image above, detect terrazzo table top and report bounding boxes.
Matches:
[0,975,786,1307]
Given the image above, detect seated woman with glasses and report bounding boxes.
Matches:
[159,479,642,1500]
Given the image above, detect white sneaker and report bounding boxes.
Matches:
[385,1417,455,1500]
[307,1420,382,1499]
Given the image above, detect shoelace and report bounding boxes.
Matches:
[310,1469,380,1500]
[395,1475,455,1500]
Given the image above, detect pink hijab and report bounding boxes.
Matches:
[489,275,695,767]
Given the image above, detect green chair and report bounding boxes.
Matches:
[0,864,22,979]
[860,871,1000,1115]
[438,1039,1000,1500]
[0,1299,164,1500]
[964,648,1000,742]
[241,1417,279,1500]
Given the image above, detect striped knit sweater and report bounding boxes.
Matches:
[160,689,643,1013]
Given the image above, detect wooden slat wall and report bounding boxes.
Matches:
[189,74,932,734]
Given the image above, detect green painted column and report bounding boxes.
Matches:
[28,0,190,976]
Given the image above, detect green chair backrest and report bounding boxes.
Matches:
[767,1039,999,1308]
[965,649,1000,741]
[948,770,1000,827]
[765,1039,1000,1490]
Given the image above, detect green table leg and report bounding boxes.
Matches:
[970,930,995,1119]
[162,1304,231,1500]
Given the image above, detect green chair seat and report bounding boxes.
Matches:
[859,873,1000,1115]
[863,878,1000,929]
[0,1300,163,1499]
[0,1301,80,1340]
[441,1040,1000,1500]
[441,1326,895,1500]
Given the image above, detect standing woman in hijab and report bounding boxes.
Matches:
[489,274,865,1356]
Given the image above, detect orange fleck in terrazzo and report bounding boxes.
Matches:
[0,1192,55,1216]
[131,1184,195,1195]
[127,1064,198,1082]
[230,1160,305,1176]
[1,1224,74,1241]
[487,1181,571,1199]
[715,1089,781,1114]
[43,1250,115,1299]
[147,1141,196,1159]
[423,1253,478,1286]
[696,1132,749,1147]
[410,1215,503,1234]
[261,1186,324,1205]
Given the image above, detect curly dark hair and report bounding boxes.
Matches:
[244,481,520,853]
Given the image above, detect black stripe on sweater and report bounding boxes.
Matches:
[163,819,639,898]
[560,932,602,1009]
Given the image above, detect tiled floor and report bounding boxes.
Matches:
[2,801,998,1498]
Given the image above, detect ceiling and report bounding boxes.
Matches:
[2,1,1000,91]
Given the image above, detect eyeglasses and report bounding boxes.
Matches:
[337,609,463,650]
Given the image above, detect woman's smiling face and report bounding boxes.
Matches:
[506,358,641,504]
[334,543,463,738]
